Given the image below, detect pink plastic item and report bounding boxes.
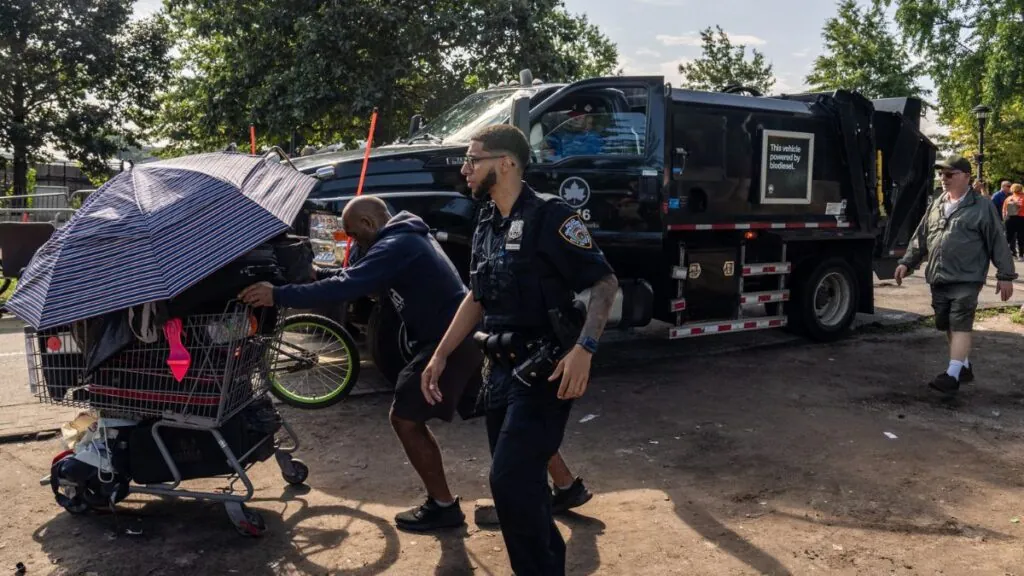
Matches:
[163,318,191,382]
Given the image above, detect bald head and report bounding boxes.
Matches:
[342,196,392,248]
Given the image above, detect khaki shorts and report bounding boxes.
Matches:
[931,282,983,332]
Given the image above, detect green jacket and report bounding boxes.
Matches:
[900,189,1018,284]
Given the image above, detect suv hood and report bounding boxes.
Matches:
[292,143,469,177]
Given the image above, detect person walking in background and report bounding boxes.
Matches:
[973,179,989,198]
[1002,183,1024,260]
[895,155,1017,397]
[992,180,1011,215]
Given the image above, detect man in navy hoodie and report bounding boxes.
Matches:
[240,196,480,531]
[240,195,593,530]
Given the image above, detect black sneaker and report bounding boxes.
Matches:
[395,497,465,532]
[551,477,593,515]
[959,364,974,384]
[929,373,960,396]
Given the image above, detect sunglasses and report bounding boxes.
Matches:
[938,170,963,179]
[463,155,509,170]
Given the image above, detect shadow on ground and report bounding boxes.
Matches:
[21,319,1024,575]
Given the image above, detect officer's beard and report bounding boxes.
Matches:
[472,168,498,201]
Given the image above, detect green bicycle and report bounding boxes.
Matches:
[268,313,361,409]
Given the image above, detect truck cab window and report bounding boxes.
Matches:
[530,87,648,163]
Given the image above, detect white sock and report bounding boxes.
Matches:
[963,358,970,369]
[947,360,964,379]
[433,497,456,507]
[556,482,574,491]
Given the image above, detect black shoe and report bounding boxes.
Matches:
[552,477,593,515]
[929,373,960,396]
[959,364,974,384]
[395,496,465,532]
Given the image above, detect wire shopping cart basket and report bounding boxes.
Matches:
[25,302,308,536]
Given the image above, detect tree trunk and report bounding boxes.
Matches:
[10,142,29,210]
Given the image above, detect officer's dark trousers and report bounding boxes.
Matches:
[487,379,573,576]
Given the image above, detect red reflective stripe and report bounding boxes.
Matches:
[667,221,850,231]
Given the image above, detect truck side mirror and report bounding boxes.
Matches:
[511,95,531,136]
[408,114,424,138]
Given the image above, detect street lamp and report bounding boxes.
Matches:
[972,104,992,183]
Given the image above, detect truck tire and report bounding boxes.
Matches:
[788,257,859,342]
[367,301,415,387]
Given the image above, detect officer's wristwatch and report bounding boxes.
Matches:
[577,335,599,355]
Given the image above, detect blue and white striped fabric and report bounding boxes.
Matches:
[7,152,319,329]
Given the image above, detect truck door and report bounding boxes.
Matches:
[870,103,937,279]
[523,77,666,236]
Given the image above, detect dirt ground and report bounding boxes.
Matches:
[2,316,1024,576]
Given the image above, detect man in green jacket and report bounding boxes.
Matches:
[895,155,1017,396]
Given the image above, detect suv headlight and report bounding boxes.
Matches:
[308,211,349,266]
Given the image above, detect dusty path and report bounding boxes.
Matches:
[1,315,1023,575]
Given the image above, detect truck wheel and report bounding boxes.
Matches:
[788,257,859,342]
[367,301,415,387]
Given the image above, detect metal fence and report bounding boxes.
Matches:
[0,188,94,226]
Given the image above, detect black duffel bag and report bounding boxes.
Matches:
[267,233,315,285]
[127,396,282,484]
[166,243,286,318]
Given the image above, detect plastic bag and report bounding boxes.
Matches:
[83,309,137,372]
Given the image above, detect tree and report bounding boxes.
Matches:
[158,0,618,154]
[806,0,928,99]
[881,0,1024,180]
[677,26,775,94]
[0,0,173,199]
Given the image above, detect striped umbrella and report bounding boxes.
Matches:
[6,152,319,329]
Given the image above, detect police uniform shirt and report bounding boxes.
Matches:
[470,182,613,333]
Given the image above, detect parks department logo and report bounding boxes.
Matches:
[559,177,591,209]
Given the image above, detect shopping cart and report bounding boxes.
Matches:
[26,302,306,536]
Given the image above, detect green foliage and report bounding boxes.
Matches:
[881,0,1024,180]
[0,0,173,199]
[158,0,619,154]
[677,26,776,94]
[0,278,15,305]
[807,0,928,99]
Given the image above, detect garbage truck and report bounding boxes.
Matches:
[290,70,936,385]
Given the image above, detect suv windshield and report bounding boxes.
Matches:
[408,88,534,144]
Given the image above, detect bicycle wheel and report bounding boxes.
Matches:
[269,313,361,409]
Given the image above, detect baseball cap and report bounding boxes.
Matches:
[934,154,972,174]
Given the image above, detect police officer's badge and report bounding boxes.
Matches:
[508,219,524,240]
[559,215,593,249]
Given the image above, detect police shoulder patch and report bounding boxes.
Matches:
[559,215,593,249]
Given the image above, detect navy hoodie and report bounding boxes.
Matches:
[273,211,467,345]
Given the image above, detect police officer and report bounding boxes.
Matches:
[422,124,618,575]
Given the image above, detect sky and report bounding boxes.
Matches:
[563,0,839,95]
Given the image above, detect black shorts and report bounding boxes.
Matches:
[391,336,484,423]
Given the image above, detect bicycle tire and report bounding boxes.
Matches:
[269,313,361,409]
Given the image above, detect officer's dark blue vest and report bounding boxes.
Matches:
[471,190,575,336]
